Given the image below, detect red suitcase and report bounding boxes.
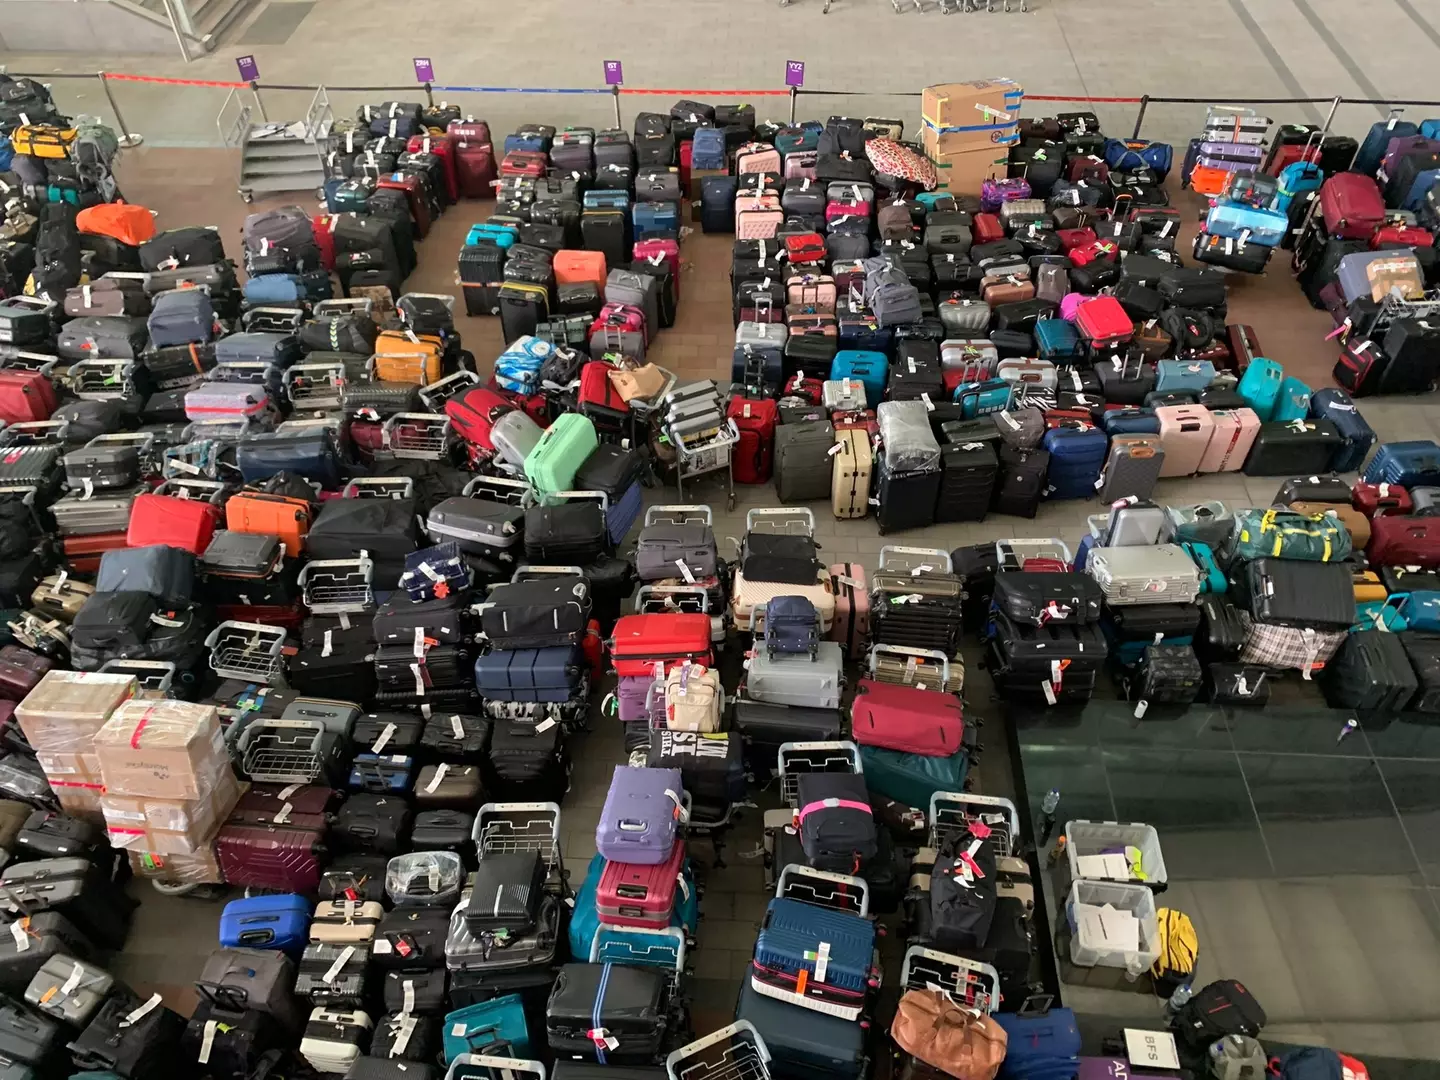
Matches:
[499,150,547,179]
[578,362,630,416]
[596,837,685,928]
[1368,516,1440,567]
[1319,174,1385,240]
[783,233,827,266]
[1057,228,1096,252]
[407,132,458,202]
[0,650,50,701]
[1353,482,1412,518]
[0,371,57,424]
[850,680,964,756]
[726,397,777,485]
[1069,240,1119,267]
[446,119,492,144]
[445,386,516,451]
[455,142,496,199]
[829,562,870,659]
[215,821,326,893]
[376,174,431,239]
[609,613,713,676]
[972,213,1003,244]
[1225,323,1263,373]
[311,215,337,270]
[1371,224,1433,250]
[1074,295,1134,350]
[677,138,692,195]
[126,493,219,554]
[63,532,127,574]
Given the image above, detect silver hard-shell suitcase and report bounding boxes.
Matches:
[1087,544,1202,606]
[744,640,844,709]
[50,487,142,536]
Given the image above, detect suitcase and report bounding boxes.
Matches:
[994,1008,1081,1078]
[752,895,875,1018]
[596,766,682,865]
[736,977,866,1080]
[1098,435,1163,503]
[1322,630,1419,715]
[1363,441,1440,489]
[1239,559,1356,630]
[1154,405,1215,478]
[745,641,844,709]
[219,894,310,954]
[487,719,570,802]
[1197,408,1260,473]
[1354,482,1412,518]
[546,962,669,1062]
[1244,420,1344,477]
[935,441,998,524]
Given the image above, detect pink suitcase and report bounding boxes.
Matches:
[785,152,818,180]
[787,274,837,311]
[830,562,871,659]
[1155,404,1216,477]
[736,197,783,239]
[596,837,686,927]
[736,142,782,175]
[1198,407,1260,473]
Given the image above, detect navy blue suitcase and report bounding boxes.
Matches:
[735,977,866,1080]
[473,645,585,701]
[1043,425,1109,499]
[701,176,739,233]
[236,432,342,489]
[1354,119,1419,177]
[1101,408,1159,436]
[348,753,415,793]
[1363,440,1440,488]
[218,894,310,954]
[752,897,875,1013]
[606,481,644,545]
[504,132,549,154]
[764,595,820,659]
[632,200,679,241]
[1309,388,1376,474]
[994,1007,1082,1080]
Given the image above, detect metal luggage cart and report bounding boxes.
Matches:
[67,359,136,401]
[472,802,568,894]
[98,660,177,700]
[900,944,1001,1013]
[995,538,1073,572]
[776,864,870,918]
[238,719,333,784]
[382,412,454,459]
[590,924,688,995]
[153,477,230,510]
[417,369,479,413]
[85,431,158,476]
[777,740,863,808]
[0,351,59,375]
[298,556,375,613]
[240,305,305,335]
[285,362,346,411]
[445,1055,548,1080]
[626,365,679,422]
[205,620,287,683]
[667,1022,773,1080]
[929,791,1020,860]
[0,421,67,447]
[342,477,415,500]
[207,360,281,391]
[670,420,738,511]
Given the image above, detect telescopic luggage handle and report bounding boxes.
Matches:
[867,643,951,687]
[445,1055,548,1080]
[643,504,713,529]
[745,506,815,536]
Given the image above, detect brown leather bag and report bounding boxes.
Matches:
[1288,501,1371,549]
[891,990,1008,1080]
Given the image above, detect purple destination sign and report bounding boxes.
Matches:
[413,58,434,83]
[603,60,624,86]
[785,60,805,87]
[236,55,259,82]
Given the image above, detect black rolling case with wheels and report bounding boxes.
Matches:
[1127,644,1203,705]
[1321,630,1420,714]
[69,991,187,1076]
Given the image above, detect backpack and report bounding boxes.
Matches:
[1151,907,1198,995]
[1173,979,1266,1050]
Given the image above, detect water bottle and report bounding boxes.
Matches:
[1165,983,1193,1018]
[1041,788,1060,815]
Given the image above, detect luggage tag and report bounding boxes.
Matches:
[198,1019,218,1063]
[588,1027,620,1052]
[325,944,357,979]
[371,722,397,754]
[424,763,449,793]
[120,993,162,1028]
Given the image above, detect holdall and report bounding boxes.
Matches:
[891,990,1007,1080]
[1232,507,1352,562]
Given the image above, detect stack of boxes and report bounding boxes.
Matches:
[921,78,1024,196]
[12,671,137,821]
[92,699,243,885]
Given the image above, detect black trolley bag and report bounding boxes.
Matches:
[382,966,447,1016]
[68,990,186,1077]
[195,945,305,1031]
[447,891,563,1009]
[992,444,1050,518]
[351,712,425,756]
[0,911,93,996]
[0,857,134,950]
[372,907,449,972]
[419,712,491,759]
[465,851,545,935]
[545,961,669,1063]
[987,612,1107,704]
[524,500,609,564]
[1195,595,1247,662]
[1321,629,1420,714]
[181,1001,284,1077]
[374,643,473,698]
[486,718,570,802]
[1237,558,1355,630]
[372,592,467,649]
[288,635,378,702]
[647,729,746,806]
[735,975,866,1080]
[1401,634,1440,714]
[992,571,1102,626]
[730,700,843,783]
[347,1060,441,1080]
[368,1012,441,1064]
[1205,662,1271,706]
[479,575,592,648]
[935,440,998,524]
[331,793,412,855]
[1126,644,1204,705]
[1243,419,1344,476]
[0,997,62,1072]
[306,494,421,589]
[795,771,878,872]
[410,809,476,864]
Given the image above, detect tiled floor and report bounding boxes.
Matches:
[101,149,1440,1066]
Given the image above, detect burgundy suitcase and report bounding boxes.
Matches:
[215,822,326,893]
[849,680,964,756]
[1224,323,1262,373]
[1319,174,1385,240]
[1367,515,1440,568]
[1353,482,1412,518]
[829,562,870,660]
[596,836,685,928]
[226,784,337,828]
[0,650,50,702]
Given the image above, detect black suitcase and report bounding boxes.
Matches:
[934,443,997,527]
[1126,644,1203,705]
[331,793,412,855]
[1106,602,1202,642]
[1195,596,1247,662]
[557,281,602,317]
[372,907,449,970]
[1321,630,1419,715]
[1237,558,1355,630]
[351,712,425,756]
[419,712,491,759]
[0,998,60,1070]
[731,700,844,782]
[0,857,134,950]
[875,462,941,534]
[287,640,379,702]
[410,809,476,864]
[375,644,472,695]
[320,855,390,903]
[1273,474,1351,505]
[180,1003,283,1077]
[988,612,1106,703]
[14,810,104,860]
[546,962,668,1063]
[0,911,93,996]
[348,1056,441,1080]
[371,592,467,649]
[487,719,569,802]
[368,1012,441,1064]
[307,497,421,591]
[1243,420,1345,476]
[1400,634,1440,715]
[524,501,609,564]
[68,990,186,1076]
[992,445,1049,518]
[382,967,447,1016]
[1205,662,1271,706]
[466,851,546,935]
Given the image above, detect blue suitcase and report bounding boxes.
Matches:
[1101,408,1159,435]
[692,128,727,170]
[243,274,304,305]
[1073,532,1098,572]
[219,894,309,954]
[473,646,584,702]
[764,595,820,658]
[1402,168,1440,211]
[236,432,342,489]
[956,378,1011,418]
[567,853,697,961]
[838,318,892,353]
[1204,201,1288,247]
[1237,357,1283,420]
[348,752,414,793]
[633,200,679,242]
[1034,319,1081,362]
[1272,375,1312,422]
[465,223,516,248]
[733,343,784,390]
[504,133,548,154]
[995,1007,1082,1080]
[1309,387,1376,473]
[1180,137,1202,185]
[1155,359,1216,394]
[1355,119,1418,177]
[1403,591,1440,632]
[606,480,644,545]
[1363,440,1440,488]
[442,994,532,1062]
[1275,160,1323,213]
[829,350,888,408]
[754,897,875,995]
[858,745,968,808]
[1043,425,1109,499]
[735,977,866,1080]
[583,190,630,210]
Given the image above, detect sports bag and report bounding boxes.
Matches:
[1231,508,1352,563]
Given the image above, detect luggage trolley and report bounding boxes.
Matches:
[996,538,1073,573]
[900,945,1001,1014]
[765,741,863,889]
[930,791,1020,861]
[98,659,178,700]
[237,719,338,784]
[418,369,480,413]
[671,420,739,511]
[285,362,346,411]
[775,863,870,919]
[205,620,287,683]
[68,359,138,401]
[472,802,569,895]
[445,1054,547,1080]
[381,412,455,460]
[637,582,723,649]
[668,1023,773,1080]
[342,477,415,500]
[0,421,66,447]
[298,556,376,613]
[591,925,688,1008]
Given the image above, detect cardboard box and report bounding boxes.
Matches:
[129,844,224,885]
[928,146,1009,197]
[94,699,228,801]
[35,750,105,824]
[102,770,241,855]
[921,79,1024,155]
[13,671,136,753]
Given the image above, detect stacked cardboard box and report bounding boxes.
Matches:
[13,671,138,821]
[921,79,1024,196]
[93,699,240,883]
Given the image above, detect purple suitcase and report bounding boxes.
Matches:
[1079,1060,1181,1080]
[1197,142,1263,173]
[615,675,664,725]
[595,765,683,865]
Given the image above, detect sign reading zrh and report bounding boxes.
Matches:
[785,60,805,87]
[603,60,624,86]
[236,55,259,82]
[413,58,434,83]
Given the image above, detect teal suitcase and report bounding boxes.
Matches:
[1271,375,1312,422]
[859,746,968,808]
[1237,358,1283,421]
[524,413,598,498]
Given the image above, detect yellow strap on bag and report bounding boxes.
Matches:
[11,124,77,160]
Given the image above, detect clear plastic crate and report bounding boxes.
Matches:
[1065,819,1167,889]
[1065,878,1159,976]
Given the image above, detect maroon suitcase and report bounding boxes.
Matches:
[0,649,52,702]
[215,822,326,893]
[376,174,431,239]
[850,680,965,756]
[226,784,337,828]
[1224,323,1262,374]
[1319,174,1385,240]
[1367,515,1440,568]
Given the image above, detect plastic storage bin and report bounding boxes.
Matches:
[1065,878,1159,976]
[1064,819,1167,890]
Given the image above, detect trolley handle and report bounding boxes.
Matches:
[776,740,863,780]
[635,584,711,615]
[664,1022,771,1080]
[510,564,585,583]
[548,489,611,514]
[775,864,870,918]
[744,506,815,537]
[877,545,953,574]
[463,474,534,503]
[314,297,373,317]
[444,1055,547,1080]
[588,924,687,972]
[342,477,414,499]
[867,644,950,686]
[928,792,1019,848]
[643,504,713,528]
[899,944,1002,1014]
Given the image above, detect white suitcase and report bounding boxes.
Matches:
[822,379,868,413]
[745,640,844,709]
[309,900,385,944]
[491,410,543,468]
[300,1008,372,1074]
[731,566,836,633]
[1087,544,1202,606]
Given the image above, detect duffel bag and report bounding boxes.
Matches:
[1231,508,1353,563]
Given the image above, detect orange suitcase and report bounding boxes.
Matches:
[225,492,313,556]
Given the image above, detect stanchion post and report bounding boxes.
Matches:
[1130,95,1149,139]
[424,81,434,108]
[96,72,143,149]
[250,79,268,123]
[612,85,622,129]
[790,86,798,126]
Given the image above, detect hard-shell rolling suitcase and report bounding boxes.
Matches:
[1155,405,1215,477]
[1198,408,1260,473]
[830,427,872,520]
[745,641,844,709]
[218,893,310,954]
[1244,420,1344,476]
[1322,629,1420,715]
[0,857,133,950]
[546,961,668,1063]
[596,766,682,865]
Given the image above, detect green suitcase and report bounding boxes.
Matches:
[524,413,598,498]
[859,746,969,808]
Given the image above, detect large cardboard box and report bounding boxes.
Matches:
[94,699,229,801]
[102,770,241,854]
[34,750,105,823]
[921,79,1024,156]
[14,671,136,752]
[928,146,1009,197]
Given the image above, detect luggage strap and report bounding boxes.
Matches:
[796,797,872,823]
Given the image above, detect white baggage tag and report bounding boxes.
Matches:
[413,626,426,658]
[1301,628,1319,680]
[675,559,696,583]
[9,922,27,952]
[371,722,396,754]
[1041,681,1057,705]
[535,717,557,734]
[1134,699,1149,719]
[339,612,351,629]
[278,783,302,799]
[198,1020,218,1064]
[826,442,843,457]
[49,570,67,595]
[1000,412,1019,430]
[813,941,831,983]
[324,946,356,983]
[921,393,934,412]
[120,993,162,1028]
[393,1014,416,1054]
[411,663,426,697]
[273,802,293,825]
[322,630,334,658]
[426,763,448,793]
[403,980,416,1013]
[450,715,465,738]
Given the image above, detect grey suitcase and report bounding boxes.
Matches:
[23,955,117,1027]
[196,947,305,1030]
[1336,250,1398,305]
[147,288,216,348]
[603,270,661,336]
[425,495,526,555]
[1087,544,1201,605]
[56,316,148,361]
[745,640,844,709]
[50,487,141,536]
[994,406,1044,450]
[1101,500,1167,547]
[1098,436,1165,504]
[491,410,543,468]
[774,421,836,502]
[1411,486,1440,515]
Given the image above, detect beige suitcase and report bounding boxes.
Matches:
[831,428,872,520]
[309,900,385,944]
[30,575,95,623]
[870,647,965,694]
[730,567,836,633]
